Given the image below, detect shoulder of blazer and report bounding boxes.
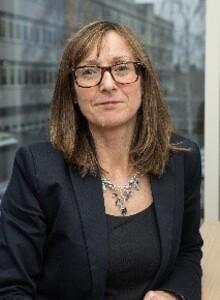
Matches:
[15,141,68,175]
[14,141,74,231]
[18,140,64,159]
[170,133,201,189]
[171,132,200,150]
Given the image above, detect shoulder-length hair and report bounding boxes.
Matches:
[49,20,181,176]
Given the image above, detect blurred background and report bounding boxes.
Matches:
[0,0,208,216]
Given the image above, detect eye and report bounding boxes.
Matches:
[77,66,99,77]
[113,63,132,76]
[115,63,129,71]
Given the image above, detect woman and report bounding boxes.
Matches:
[0,21,202,300]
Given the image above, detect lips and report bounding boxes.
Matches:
[95,100,123,106]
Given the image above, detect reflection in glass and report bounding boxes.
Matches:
[0,0,205,208]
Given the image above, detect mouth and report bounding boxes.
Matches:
[95,101,123,110]
[95,100,123,106]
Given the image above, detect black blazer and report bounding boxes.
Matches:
[0,135,203,300]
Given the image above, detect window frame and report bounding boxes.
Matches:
[204,0,220,220]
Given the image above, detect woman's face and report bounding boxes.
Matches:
[74,30,142,131]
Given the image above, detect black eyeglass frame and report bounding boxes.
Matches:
[71,61,144,88]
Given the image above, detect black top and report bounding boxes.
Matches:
[105,204,161,300]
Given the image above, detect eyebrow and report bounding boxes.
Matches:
[80,56,134,66]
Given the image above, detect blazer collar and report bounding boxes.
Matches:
[68,168,108,299]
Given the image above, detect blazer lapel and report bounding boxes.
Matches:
[150,155,176,287]
[68,167,108,299]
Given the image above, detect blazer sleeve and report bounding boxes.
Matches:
[0,146,47,300]
[158,141,203,300]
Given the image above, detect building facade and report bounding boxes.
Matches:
[0,0,64,183]
[0,0,204,194]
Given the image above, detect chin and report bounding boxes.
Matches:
[93,117,136,130]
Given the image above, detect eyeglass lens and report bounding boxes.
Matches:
[74,62,141,87]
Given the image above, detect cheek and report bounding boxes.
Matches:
[74,87,96,120]
[128,83,142,108]
[77,96,90,117]
[75,85,89,106]
[74,83,97,104]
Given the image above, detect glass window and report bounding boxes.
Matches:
[0,0,206,212]
[9,67,15,85]
[18,68,24,85]
[24,69,29,84]
[8,20,14,39]
[23,24,28,40]
[0,66,7,85]
[16,23,21,39]
[0,18,6,37]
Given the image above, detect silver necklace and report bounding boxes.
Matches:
[101,173,140,216]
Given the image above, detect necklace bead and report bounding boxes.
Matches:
[101,173,140,216]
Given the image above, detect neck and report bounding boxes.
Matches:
[89,124,135,182]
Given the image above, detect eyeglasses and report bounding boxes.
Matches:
[72,61,144,88]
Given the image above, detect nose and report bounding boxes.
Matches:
[99,70,117,91]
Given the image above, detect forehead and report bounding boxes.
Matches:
[81,30,135,64]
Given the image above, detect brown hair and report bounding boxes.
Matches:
[50,20,180,176]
